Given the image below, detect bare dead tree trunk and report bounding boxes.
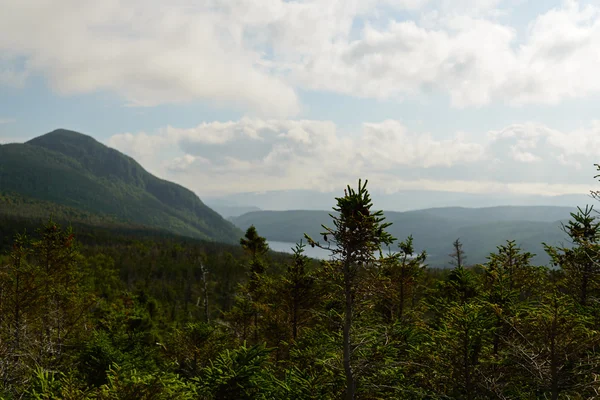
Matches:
[200,262,209,323]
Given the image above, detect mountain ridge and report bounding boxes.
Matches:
[206,189,592,212]
[229,206,585,266]
[0,129,242,243]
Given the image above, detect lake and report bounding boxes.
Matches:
[268,240,402,260]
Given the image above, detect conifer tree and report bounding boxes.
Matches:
[508,289,599,399]
[240,225,269,292]
[282,241,315,340]
[443,238,478,304]
[482,241,537,357]
[239,225,269,343]
[545,206,600,306]
[32,219,88,359]
[305,179,395,400]
[377,236,426,321]
[426,301,491,400]
[0,221,92,394]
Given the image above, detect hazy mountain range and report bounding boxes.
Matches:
[229,206,587,267]
[205,190,593,215]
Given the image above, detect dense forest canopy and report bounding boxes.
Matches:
[1,164,600,399]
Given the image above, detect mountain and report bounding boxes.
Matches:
[0,129,242,243]
[207,204,262,218]
[229,206,582,266]
[206,189,593,212]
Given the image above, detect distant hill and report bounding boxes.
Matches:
[205,189,593,212]
[0,129,242,243]
[208,204,262,218]
[230,206,582,266]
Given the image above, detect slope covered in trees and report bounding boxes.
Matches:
[1,172,600,399]
[0,129,241,243]
[230,206,575,266]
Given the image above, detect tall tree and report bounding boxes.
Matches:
[282,241,315,340]
[482,240,537,356]
[442,238,478,305]
[239,225,269,343]
[377,236,427,321]
[545,206,600,306]
[306,179,395,400]
[240,225,269,291]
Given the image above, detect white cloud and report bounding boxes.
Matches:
[500,1,600,105]
[3,1,600,112]
[0,118,15,125]
[360,120,486,168]
[164,154,207,172]
[289,0,600,107]
[106,117,600,197]
[0,0,300,117]
[290,15,517,107]
[488,122,600,167]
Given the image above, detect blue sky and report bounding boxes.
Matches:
[1,0,600,198]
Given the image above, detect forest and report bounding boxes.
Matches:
[1,170,600,399]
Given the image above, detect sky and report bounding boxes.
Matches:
[1,0,600,199]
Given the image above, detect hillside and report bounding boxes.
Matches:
[0,129,242,243]
[207,204,262,218]
[229,206,583,266]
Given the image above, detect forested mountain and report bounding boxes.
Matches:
[230,206,580,266]
[0,129,241,243]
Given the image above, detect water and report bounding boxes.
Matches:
[268,240,331,260]
[268,240,401,260]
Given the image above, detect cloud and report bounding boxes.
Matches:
[3,1,600,112]
[0,118,15,125]
[290,0,600,107]
[488,122,600,169]
[498,0,600,105]
[164,154,208,172]
[106,117,600,197]
[360,120,486,168]
[291,16,516,107]
[0,0,300,117]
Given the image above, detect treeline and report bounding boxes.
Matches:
[0,180,599,399]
